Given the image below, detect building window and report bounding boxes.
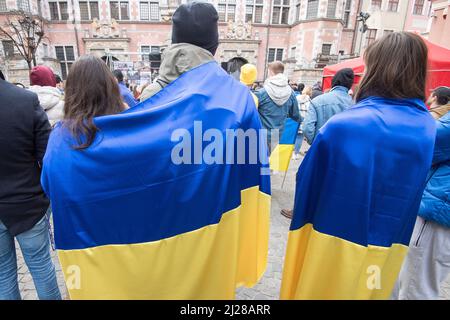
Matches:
[149,46,161,71]
[42,43,48,57]
[245,0,263,23]
[140,1,160,21]
[218,0,236,23]
[110,1,129,20]
[55,46,75,79]
[366,29,377,47]
[49,1,69,20]
[268,48,283,63]
[295,0,300,22]
[2,40,14,58]
[290,46,296,58]
[383,29,393,35]
[343,0,352,28]
[79,1,99,20]
[387,0,399,12]
[0,0,7,12]
[321,44,332,55]
[413,0,424,15]
[37,0,42,15]
[371,0,382,10]
[272,0,289,25]
[49,2,59,20]
[141,46,161,71]
[17,0,30,11]
[327,0,337,18]
[141,45,160,53]
[306,0,319,20]
[141,45,150,60]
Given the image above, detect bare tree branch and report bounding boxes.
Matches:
[0,10,46,70]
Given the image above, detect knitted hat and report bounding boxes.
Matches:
[331,68,354,90]
[171,2,219,55]
[30,66,57,87]
[240,64,257,86]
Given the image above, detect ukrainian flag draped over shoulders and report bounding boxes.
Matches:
[41,61,271,299]
[280,97,436,300]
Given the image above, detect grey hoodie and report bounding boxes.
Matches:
[140,43,215,102]
[263,73,292,106]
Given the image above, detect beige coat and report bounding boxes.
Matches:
[430,104,450,120]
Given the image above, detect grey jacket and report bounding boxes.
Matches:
[140,43,215,102]
[302,86,353,144]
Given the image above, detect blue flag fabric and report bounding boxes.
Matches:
[41,61,271,299]
[281,97,436,299]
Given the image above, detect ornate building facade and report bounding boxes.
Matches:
[0,0,439,85]
[428,0,450,47]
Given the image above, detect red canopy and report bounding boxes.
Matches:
[322,38,450,95]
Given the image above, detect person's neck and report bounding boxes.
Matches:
[430,103,444,110]
[331,85,349,92]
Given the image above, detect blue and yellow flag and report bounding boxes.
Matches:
[41,62,271,299]
[280,97,436,300]
[269,118,299,172]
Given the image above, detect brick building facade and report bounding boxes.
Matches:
[0,0,440,86]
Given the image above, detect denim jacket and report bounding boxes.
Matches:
[419,112,450,227]
[302,86,353,144]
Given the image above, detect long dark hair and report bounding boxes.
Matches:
[355,32,428,102]
[64,55,124,149]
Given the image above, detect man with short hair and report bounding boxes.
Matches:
[256,61,301,151]
[113,69,138,108]
[427,86,450,119]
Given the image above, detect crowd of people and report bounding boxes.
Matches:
[0,1,448,300]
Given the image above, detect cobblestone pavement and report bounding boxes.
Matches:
[16,144,450,300]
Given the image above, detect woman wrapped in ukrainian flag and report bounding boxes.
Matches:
[281,32,436,300]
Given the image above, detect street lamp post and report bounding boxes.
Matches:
[27,21,35,66]
[356,12,370,56]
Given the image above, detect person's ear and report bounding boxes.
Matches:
[428,94,436,105]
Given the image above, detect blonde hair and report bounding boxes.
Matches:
[268,61,284,75]
[302,85,313,97]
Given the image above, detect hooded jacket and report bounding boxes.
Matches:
[28,85,64,126]
[255,74,301,144]
[418,111,450,227]
[263,73,292,106]
[140,43,215,102]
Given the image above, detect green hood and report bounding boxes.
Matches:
[140,43,215,102]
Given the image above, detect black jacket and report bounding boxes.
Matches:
[0,79,51,236]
